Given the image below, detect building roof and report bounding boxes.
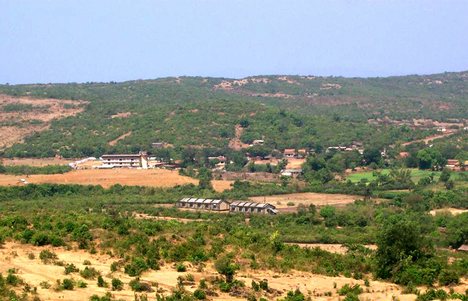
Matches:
[284,149,296,154]
[230,201,276,209]
[178,198,226,204]
[101,154,142,158]
[458,244,468,252]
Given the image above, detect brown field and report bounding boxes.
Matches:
[0,94,87,149]
[0,169,233,192]
[251,192,361,209]
[3,242,464,301]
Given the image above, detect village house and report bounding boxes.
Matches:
[281,168,303,178]
[283,148,296,158]
[229,201,278,215]
[445,159,464,171]
[176,198,230,211]
[458,244,468,252]
[99,151,149,169]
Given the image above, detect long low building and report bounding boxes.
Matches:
[177,198,230,211]
[176,198,277,215]
[229,201,278,215]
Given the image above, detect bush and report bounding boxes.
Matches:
[80,267,99,279]
[77,280,87,288]
[61,278,74,290]
[111,278,123,291]
[64,263,79,275]
[193,289,206,300]
[97,276,107,288]
[39,250,58,264]
[438,270,460,286]
[176,263,187,272]
[338,284,363,296]
[124,257,148,276]
[129,278,152,292]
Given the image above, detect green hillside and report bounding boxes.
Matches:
[0,72,467,158]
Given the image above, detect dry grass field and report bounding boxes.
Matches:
[3,242,463,301]
[1,157,75,166]
[429,208,468,216]
[0,169,233,192]
[284,243,377,255]
[250,192,361,209]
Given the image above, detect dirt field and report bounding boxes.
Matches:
[0,94,87,149]
[285,243,377,254]
[0,169,233,192]
[251,192,361,209]
[429,208,468,216]
[3,242,464,301]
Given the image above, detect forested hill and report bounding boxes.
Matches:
[0,71,467,158]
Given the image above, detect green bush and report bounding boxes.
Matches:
[111,278,123,291]
[61,278,74,290]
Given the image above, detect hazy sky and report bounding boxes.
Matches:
[1,0,468,84]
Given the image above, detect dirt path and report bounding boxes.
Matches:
[108,131,132,146]
[229,125,250,150]
[402,130,456,146]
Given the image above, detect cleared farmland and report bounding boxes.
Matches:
[0,168,232,192]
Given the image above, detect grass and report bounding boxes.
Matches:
[346,168,468,184]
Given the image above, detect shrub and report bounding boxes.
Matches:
[77,280,87,288]
[129,278,152,292]
[193,289,206,300]
[124,257,148,276]
[64,264,79,275]
[338,284,363,296]
[39,250,58,264]
[438,270,460,286]
[111,278,123,291]
[176,263,187,272]
[97,276,107,288]
[61,278,74,290]
[80,267,99,279]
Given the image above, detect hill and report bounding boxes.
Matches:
[0,72,467,158]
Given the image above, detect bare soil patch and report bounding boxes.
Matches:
[5,242,464,301]
[429,208,468,216]
[250,192,361,209]
[0,94,87,149]
[2,242,467,300]
[110,112,132,118]
[285,243,377,254]
[0,169,232,192]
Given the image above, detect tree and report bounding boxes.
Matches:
[363,147,382,165]
[214,255,239,283]
[417,148,445,170]
[198,167,213,190]
[375,215,434,280]
[439,168,451,183]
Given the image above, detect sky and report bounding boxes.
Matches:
[1,0,468,84]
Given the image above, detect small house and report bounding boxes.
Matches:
[281,168,302,178]
[457,245,468,252]
[283,149,296,158]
